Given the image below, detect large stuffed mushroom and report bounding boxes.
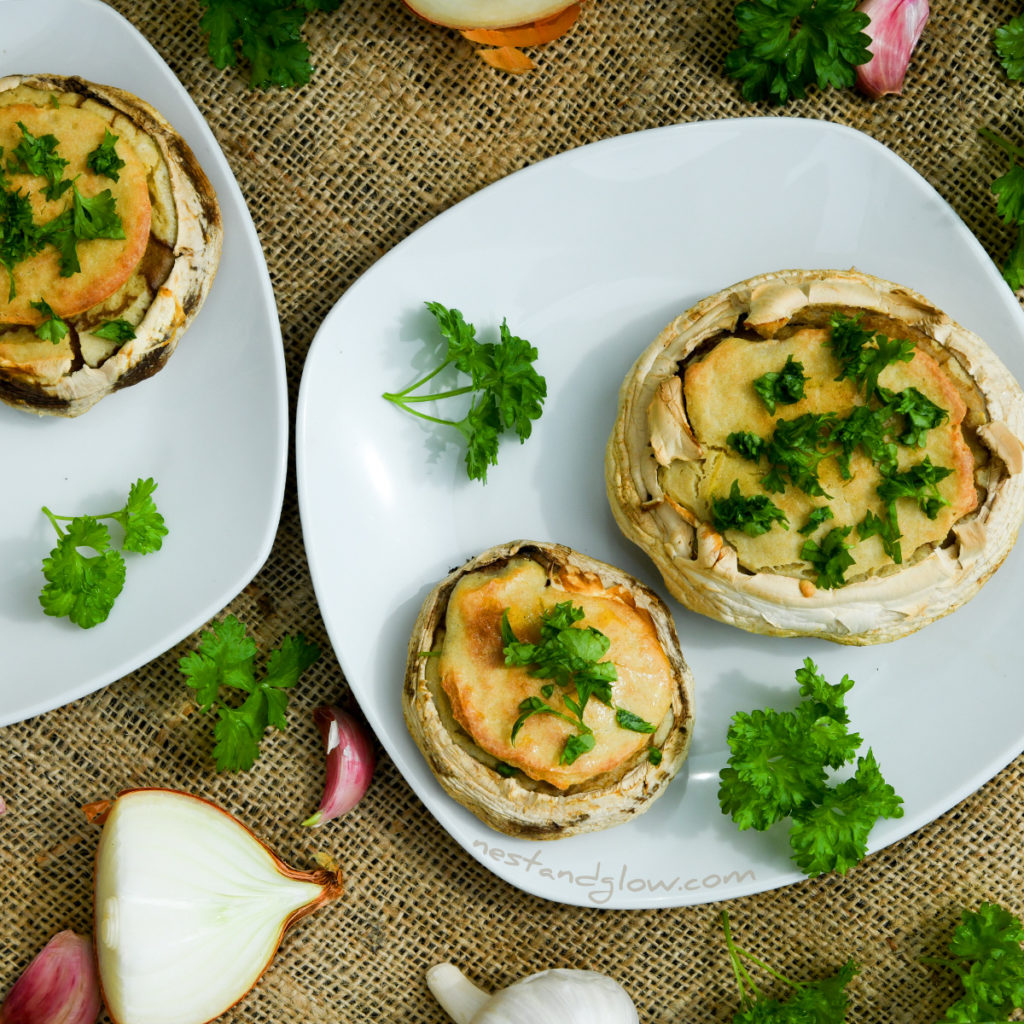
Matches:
[606,268,1024,645]
[0,74,221,417]
[403,540,695,839]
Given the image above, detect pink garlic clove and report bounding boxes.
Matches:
[2,931,100,1024]
[856,0,930,98]
[302,705,375,827]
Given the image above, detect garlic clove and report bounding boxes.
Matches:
[855,0,930,98]
[301,706,375,827]
[1,930,100,1024]
[93,788,343,1024]
[427,964,639,1024]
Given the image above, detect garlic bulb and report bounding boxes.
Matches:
[426,963,639,1024]
[93,789,343,1024]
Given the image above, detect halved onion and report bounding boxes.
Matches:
[405,0,576,29]
[93,789,343,1024]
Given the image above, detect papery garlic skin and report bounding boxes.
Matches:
[427,964,639,1024]
[302,706,375,827]
[1,931,100,1024]
[94,789,342,1024]
[856,0,930,98]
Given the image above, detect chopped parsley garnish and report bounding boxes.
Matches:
[92,319,136,344]
[798,506,834,535]
[762,413,834,497]
[711,480,789,537]
[753,354,807,414]
[0,185,45,299]
[724,0,872,106]
[383,302,546,483]
[86,129,126,181]
[718,658,903,877]
[30,298,69,344]
[800,525,855,589]
[179,614,320,771]
[828,313,915,400]
[877,457,953,520]
[727,430,768,462]
[7,121,71,200]
[878,385,949,448]
[39,478,167,629]
[827,404,898,478]
[501,602,655,767]
[858,506,903,563]
[647,748,663,765]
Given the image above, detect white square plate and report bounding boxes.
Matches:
[0,0,287,724]
[297,119,1024,908]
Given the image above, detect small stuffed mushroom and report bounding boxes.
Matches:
[606,268,1024,645]
[0,73,222,416]
[403,540,696,840]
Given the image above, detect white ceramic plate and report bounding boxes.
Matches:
[0,0,286,725]
[297,119,1024,908]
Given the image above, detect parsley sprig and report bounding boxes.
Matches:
[996,14,1024,83]
[200,0,342,89]
[718,658,903,877]
[180,614,321,771]
[722,911,859,1023]
[725,0,872,106]
[922,902,1024,1022]
[38,478,167,629]
[7,121,71,201]
[383,302,546,483]
[980,126,1024,292]
[501,601,655,767]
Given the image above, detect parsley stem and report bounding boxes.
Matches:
[385,358,453,399]
[40,506,66,537]
[387,386,475,404]
[980,126,1024,163]
[722,912,762,1006]
[383,403,458,429]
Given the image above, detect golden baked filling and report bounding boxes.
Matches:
[438,557,674,790]
[0,74,220,416]
[663,320,977,584]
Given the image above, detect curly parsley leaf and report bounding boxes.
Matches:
[199,0,342,89]
[719,661,900,878]
[992,162,1024,226]
[86,129,126,182]
[712,480,789,537]
[789,750,904,876]
[728,430,769,462]
[725,0,872,106]
[7,121,70,200]
[37,479,165,629]
[753,354,807,414]
[722,910,859,1024]
[383,302,546,483]
[801,525,855,589]
[38,515,126,629]
[180,614,320,771]
[30,297,68,344]
[996,14,1024,82]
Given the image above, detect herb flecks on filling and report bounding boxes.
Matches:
[501,602,658,767]
[694,314,962,587]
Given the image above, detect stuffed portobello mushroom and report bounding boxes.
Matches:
[403,540,696,839]
[0,74,221,416]
[606,268,1024,645]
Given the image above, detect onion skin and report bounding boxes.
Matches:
[855,0,930,98]
[1,931,100,1024]
[302,706,376,827]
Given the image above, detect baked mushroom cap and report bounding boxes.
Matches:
[606,268,1024,646]
[0,73,222,417]
[403,540,696,840]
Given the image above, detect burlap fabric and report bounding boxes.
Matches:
[2,1,1022,1020]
